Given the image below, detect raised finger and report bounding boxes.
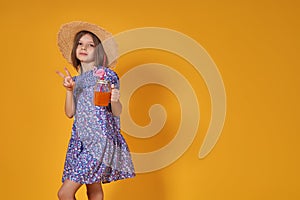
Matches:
[56,70,65,78]
[64,67,72,77]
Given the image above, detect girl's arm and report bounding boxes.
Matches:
[110,84,122,116]
[56,68,75,118]
[111,100,122,116]
[65,90,75,118]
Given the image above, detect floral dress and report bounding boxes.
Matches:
[62,66,135,184]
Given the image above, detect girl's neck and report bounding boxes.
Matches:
[80,62,95,73]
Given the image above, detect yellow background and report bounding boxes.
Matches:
[0,0,299,199]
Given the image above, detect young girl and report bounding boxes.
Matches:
[56,21,135,200]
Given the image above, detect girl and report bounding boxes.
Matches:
[56,21,135,200]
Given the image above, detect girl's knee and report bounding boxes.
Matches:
[57,189,64,200]
[58,180,81,200]
[57,189,66,200]
[57,188,74,200]
[87,191,103,200]
[86,188,103,200]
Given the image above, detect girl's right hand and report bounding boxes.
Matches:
[56,67,75,91]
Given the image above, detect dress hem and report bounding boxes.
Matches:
[62,173,136,185]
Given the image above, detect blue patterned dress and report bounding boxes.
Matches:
[62,66,135,184]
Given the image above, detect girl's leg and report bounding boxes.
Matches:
[58,179,82,200]
[86,183,104,200]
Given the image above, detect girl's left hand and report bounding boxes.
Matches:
[111,84,120,102]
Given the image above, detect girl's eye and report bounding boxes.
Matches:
[89,44,95,47]
[78,42,83,46]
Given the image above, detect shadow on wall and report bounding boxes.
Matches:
[107,174,166,200]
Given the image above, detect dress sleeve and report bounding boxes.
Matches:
[106,68,120,90]
[72,76,77,82]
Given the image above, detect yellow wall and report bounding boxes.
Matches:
[0,0,299,199]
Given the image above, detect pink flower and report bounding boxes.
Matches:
[94,68,105,79]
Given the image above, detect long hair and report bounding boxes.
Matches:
[71,30,108,72]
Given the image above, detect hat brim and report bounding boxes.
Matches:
[57,21,118,68]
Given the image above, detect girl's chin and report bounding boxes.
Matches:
[79,58,88,62]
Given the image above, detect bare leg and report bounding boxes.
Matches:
[58,179,82,200]
[86,183,104,200]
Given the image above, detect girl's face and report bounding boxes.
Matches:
[76,34,96,65]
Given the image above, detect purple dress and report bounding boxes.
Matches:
[62,66,135,184]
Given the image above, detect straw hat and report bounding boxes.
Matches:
[57,21,118,68]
